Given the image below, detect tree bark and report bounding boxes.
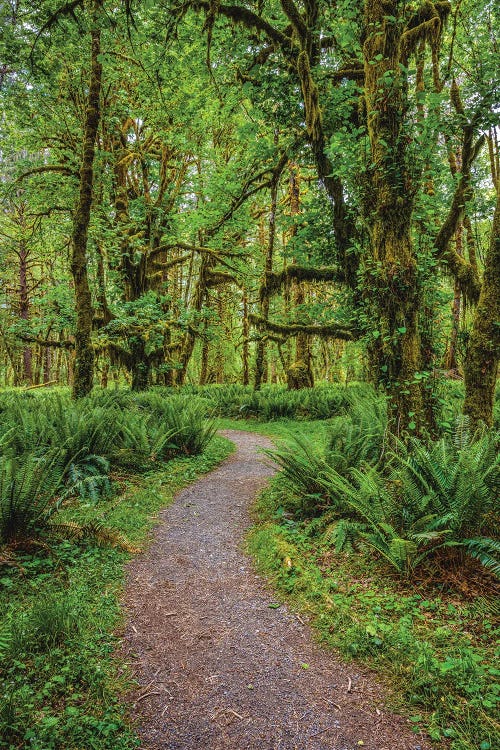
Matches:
[287,163,313,390]
[70,0,102,398]
[254,166,281,389]
[242,290,249,385]
[463,190,500,428]
[362,0,428,435]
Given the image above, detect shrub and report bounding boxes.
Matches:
[269,418,499,577]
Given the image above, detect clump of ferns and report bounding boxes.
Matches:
[266,436,334,517]
[0,452,137,555]
[267,400,388,518]
[270,420,499,577]
[316,422,499,578]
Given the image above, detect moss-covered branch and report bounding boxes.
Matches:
[150,253,191,270]
[206,271,238,287]
[434,127,485,303]
[16,165,78,181]
[17,335,75,350]
[193,1,293,53]
[250,314,355,340]
[262,265,345,299]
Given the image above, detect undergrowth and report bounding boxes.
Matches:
[247,419,499,750]
[0,415,232,749]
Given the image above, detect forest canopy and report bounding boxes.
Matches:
[0,0,498,433]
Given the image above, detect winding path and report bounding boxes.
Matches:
[122,430,428,750]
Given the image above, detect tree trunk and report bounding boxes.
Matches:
[130,338,151,391]
[363,0,427,435]
[70,0,102,399]
[199,336,209,385]
[463,190,500,428]
[445,228,463,375]
[242,290,249,385]
[177,255,210,385]
[255,174,279,389]
[18,240,32,384]
[287,163,313,390]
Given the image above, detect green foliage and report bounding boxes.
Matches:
[268,407,499,576]
[134,393,217,456]
[0,452,66,544]
[248,468,500,750]
[464,538,500,578]
[0,404,233,750]
[180,383,368,422]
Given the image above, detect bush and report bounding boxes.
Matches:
[269,415,499,577]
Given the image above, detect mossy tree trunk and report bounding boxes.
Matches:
[362,0,428,434]
[254,170,280,390]
[130,337,151,391]
[287,163,313,390]
[242,289,249,385]
[463,189,500,428]
[177,254,211,385]
[70,0,102,399]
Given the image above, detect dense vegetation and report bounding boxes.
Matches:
[0,1,498,750]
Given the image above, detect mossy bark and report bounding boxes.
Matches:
[287,163,313,390]
[130,337,151,392]
[70,1,102,399]
[242,290,249,385]
[463,190,500,428]
[254,173,279,390]
[177,255,210,385]
[362,1,428,434]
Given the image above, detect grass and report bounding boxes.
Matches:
[245,420,499,750]
[0,435,234,750]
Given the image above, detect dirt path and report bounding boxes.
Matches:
[122,430,428,750]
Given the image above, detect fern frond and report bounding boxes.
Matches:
[463,537,500,578]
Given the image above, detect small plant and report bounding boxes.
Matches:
[0,451,136,552]
[0,452,66,545]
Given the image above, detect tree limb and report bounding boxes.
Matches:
[250,314,355,340]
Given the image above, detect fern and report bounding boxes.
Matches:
[463,538,500,578]
[65,455,112,503]
[277,421,499,577]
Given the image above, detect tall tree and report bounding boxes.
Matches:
[70,0,103,397]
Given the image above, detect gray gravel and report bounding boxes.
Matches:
[121,430,429,750]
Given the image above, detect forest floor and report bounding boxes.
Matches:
[120,430,429,750]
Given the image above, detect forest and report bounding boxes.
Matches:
[0,1,499,749]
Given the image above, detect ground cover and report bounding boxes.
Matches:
[0,388,233,749]
[242,416,499,750]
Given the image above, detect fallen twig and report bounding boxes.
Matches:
[322,697,341,710]
[134,690,161,704]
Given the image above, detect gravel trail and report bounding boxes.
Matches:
[121,430,428,750]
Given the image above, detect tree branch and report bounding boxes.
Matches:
[250,314,355,340]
